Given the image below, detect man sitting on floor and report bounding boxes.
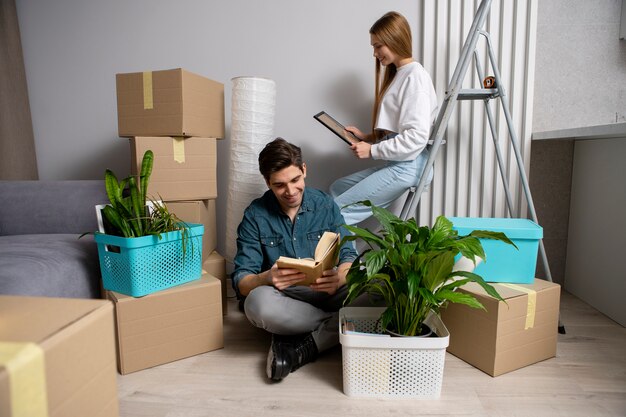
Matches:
[232,137,357,381]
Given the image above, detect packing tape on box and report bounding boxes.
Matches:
[172,137,185,163]
[500,283,536,329]
[0,342,49,417]
[143,71,154,110]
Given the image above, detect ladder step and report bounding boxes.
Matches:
[456,88,500,100]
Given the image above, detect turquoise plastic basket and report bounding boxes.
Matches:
[95,223,203,297]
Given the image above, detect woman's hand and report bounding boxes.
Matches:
[309,268,342,295]
[345,126,368,141]
[351,141,372,159]
[269,263,306,291]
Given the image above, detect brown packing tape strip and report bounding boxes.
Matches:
[173,137,185,163]
[143,71,154,109]
[500,283,537,329]
[0,342,49,417]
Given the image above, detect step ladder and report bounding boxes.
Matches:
[401,0,564,332]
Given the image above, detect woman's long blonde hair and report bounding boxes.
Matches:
[369,11,413,137]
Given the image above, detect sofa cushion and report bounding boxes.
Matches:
[0,180,108,235]
[0,234,101,299]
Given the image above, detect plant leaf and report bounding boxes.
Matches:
[428,216,454,248]
[139,150,153,203]
[104,169,121,209]
[343,224,387,249]
[438,277,472,292]
[380,307,395,333]
[436,289,485,310]
[406,269,422,299]
[417,287,438,307]
[470,230,518,249]
[366,201,401,237]
[423,251,455,290]
[454,236,486,263]
[102,205,132,237]
[127,176,143,236]
[449,270,506,303]
[364,249,387,278]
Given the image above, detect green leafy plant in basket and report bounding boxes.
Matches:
[342,200,518,337]
[99,150,192,254]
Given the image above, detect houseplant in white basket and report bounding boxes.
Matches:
[94,150,203,297]
[339,200,516,398]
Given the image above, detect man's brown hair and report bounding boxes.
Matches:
[258,138,304,181]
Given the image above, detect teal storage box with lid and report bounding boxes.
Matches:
[448,217,542,284]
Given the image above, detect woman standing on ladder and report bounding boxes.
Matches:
[330,11,438,225]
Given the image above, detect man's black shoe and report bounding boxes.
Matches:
[266,333,318,381]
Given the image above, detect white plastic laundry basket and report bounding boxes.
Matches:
[339,307,449,398]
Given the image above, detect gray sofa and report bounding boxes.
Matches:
[0,180,109,299]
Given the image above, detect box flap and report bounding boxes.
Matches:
[0,296,111,343]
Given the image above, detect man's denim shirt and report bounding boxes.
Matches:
[232,187,357,297]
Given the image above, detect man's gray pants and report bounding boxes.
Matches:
[243,285,349,352]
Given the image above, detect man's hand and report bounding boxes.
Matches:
[269,263,306,291]
[309,267,342,295]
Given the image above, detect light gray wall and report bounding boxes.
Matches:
[533,0,626,132]
[18,0,624,261]
[530,0,625,284]
[16,0,415,255]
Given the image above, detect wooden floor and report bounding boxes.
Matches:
[117,291,626,417]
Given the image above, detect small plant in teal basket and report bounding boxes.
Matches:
[95,150,193,256]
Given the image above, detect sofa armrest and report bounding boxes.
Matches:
[0,180,108,235]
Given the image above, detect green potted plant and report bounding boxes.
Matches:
[100,150,186,239]
[93,150,204,297]
[342,200,517,337]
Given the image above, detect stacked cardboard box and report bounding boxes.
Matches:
[106,274,223,375]
[441,279,561,376]
[116,68,224,138]
[203,251,228,315]
[117,67,223,259]
[0,296,119,416]
[107,68,228,374]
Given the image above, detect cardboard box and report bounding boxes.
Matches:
[441,279,560,376]
[166,200,217,260]
[449,217,543,284]
[0,296,119,417]
[203,251,227,315]
[131,136,217,201]
[116,68,224,138]
[107,274,223,375]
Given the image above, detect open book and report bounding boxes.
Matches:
[276,231,340,285]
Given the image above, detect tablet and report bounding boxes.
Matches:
[314,111,359,145]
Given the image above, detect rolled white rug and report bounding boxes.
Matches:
[224,77,277,262]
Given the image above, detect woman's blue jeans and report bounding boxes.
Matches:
[330,148,432,226]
